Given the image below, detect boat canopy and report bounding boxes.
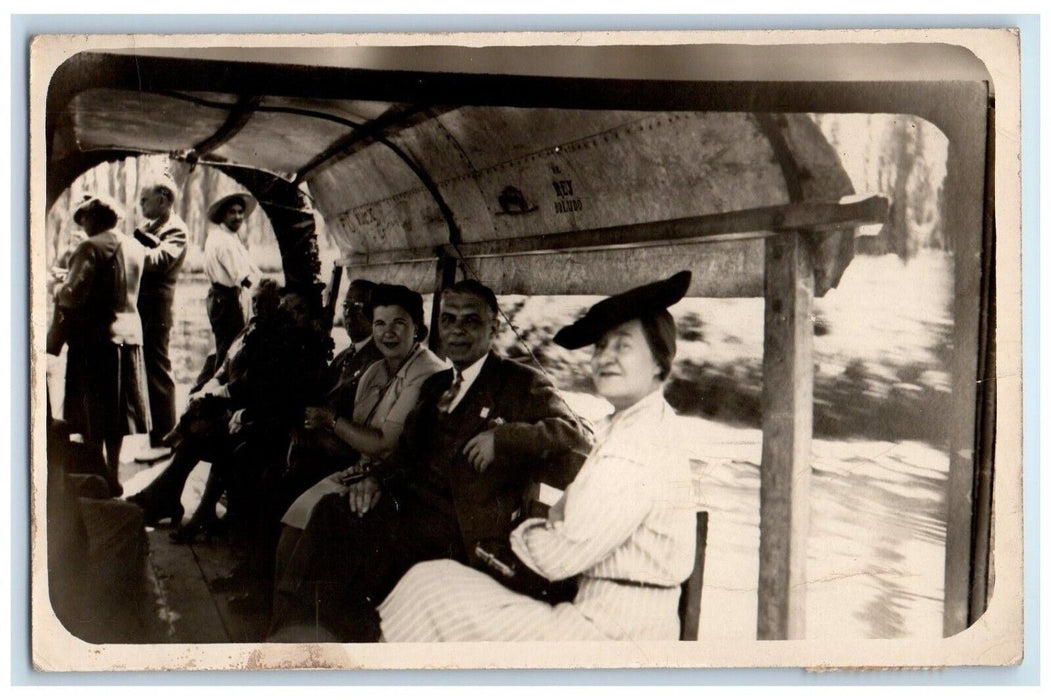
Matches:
[42,42,991,297]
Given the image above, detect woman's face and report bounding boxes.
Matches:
[251,284,280,319]
[372,304,417,363]
[590,318,663,411]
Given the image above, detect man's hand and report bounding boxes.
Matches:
[228,408,246,435]
[303,406,336,431]
[190,386,221,403]
[346,476,382,517]
[133,228,162,249]
[464,429,497,473]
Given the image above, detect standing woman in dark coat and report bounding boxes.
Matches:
[47,195,152,496]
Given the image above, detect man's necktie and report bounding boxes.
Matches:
[436,370,463,414]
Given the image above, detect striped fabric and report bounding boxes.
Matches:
[379,390,697,642]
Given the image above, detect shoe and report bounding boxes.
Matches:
[126,491,184,527]
[169,516,221,545]
[134,445,173,464]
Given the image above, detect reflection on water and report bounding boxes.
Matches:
[683,415,948,640]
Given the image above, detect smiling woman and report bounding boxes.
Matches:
[278,284,446,525]
[590,321,665,412]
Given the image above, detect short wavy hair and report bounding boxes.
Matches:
[366,283,428,342]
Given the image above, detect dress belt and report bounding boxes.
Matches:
[210,282,238,292]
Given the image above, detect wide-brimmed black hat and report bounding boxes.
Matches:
[553,271,691,350]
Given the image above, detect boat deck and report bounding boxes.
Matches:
[145,526,270,643]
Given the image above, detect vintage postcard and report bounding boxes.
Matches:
[27,28,1022,671]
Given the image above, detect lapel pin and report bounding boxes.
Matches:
[480,407,491,418]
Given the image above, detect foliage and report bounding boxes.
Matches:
[812,114,949,260]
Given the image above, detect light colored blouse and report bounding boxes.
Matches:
[281,344,448,529]
[510,389,697,587]
[350,344,450,459]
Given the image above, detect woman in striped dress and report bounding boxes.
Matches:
[379,271,697,642]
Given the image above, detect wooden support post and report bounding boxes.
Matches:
[757,231,814,640]
[324,262,344,328]
[941,95,990,636]
[429,256,458,353]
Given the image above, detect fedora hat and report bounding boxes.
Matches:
[207,192,257,224]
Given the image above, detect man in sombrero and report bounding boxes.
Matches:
[202,192,261,376]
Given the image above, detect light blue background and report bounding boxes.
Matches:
[10,13,1040,686]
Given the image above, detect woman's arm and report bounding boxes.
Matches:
[304,367,433,459]
[509,453,653,581]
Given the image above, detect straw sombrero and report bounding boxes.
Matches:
[207,192,257,224]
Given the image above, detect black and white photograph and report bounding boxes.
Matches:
[27,30,1023,671]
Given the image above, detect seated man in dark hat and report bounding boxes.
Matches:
[270,279,594,642]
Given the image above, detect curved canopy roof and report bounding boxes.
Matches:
[42,42,986,297]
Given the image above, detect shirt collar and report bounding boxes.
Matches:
[596,387,667,441]
[352,337,372,353]
[454,351,489,385]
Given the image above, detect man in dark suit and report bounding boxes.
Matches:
[324,279,384,417]
[132,173,189,462]
[271,279,592,641]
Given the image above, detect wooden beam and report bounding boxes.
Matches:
[187,94,262,159]
[757,231,814,640]
[294,105,450,183]
[343,196,889,266]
